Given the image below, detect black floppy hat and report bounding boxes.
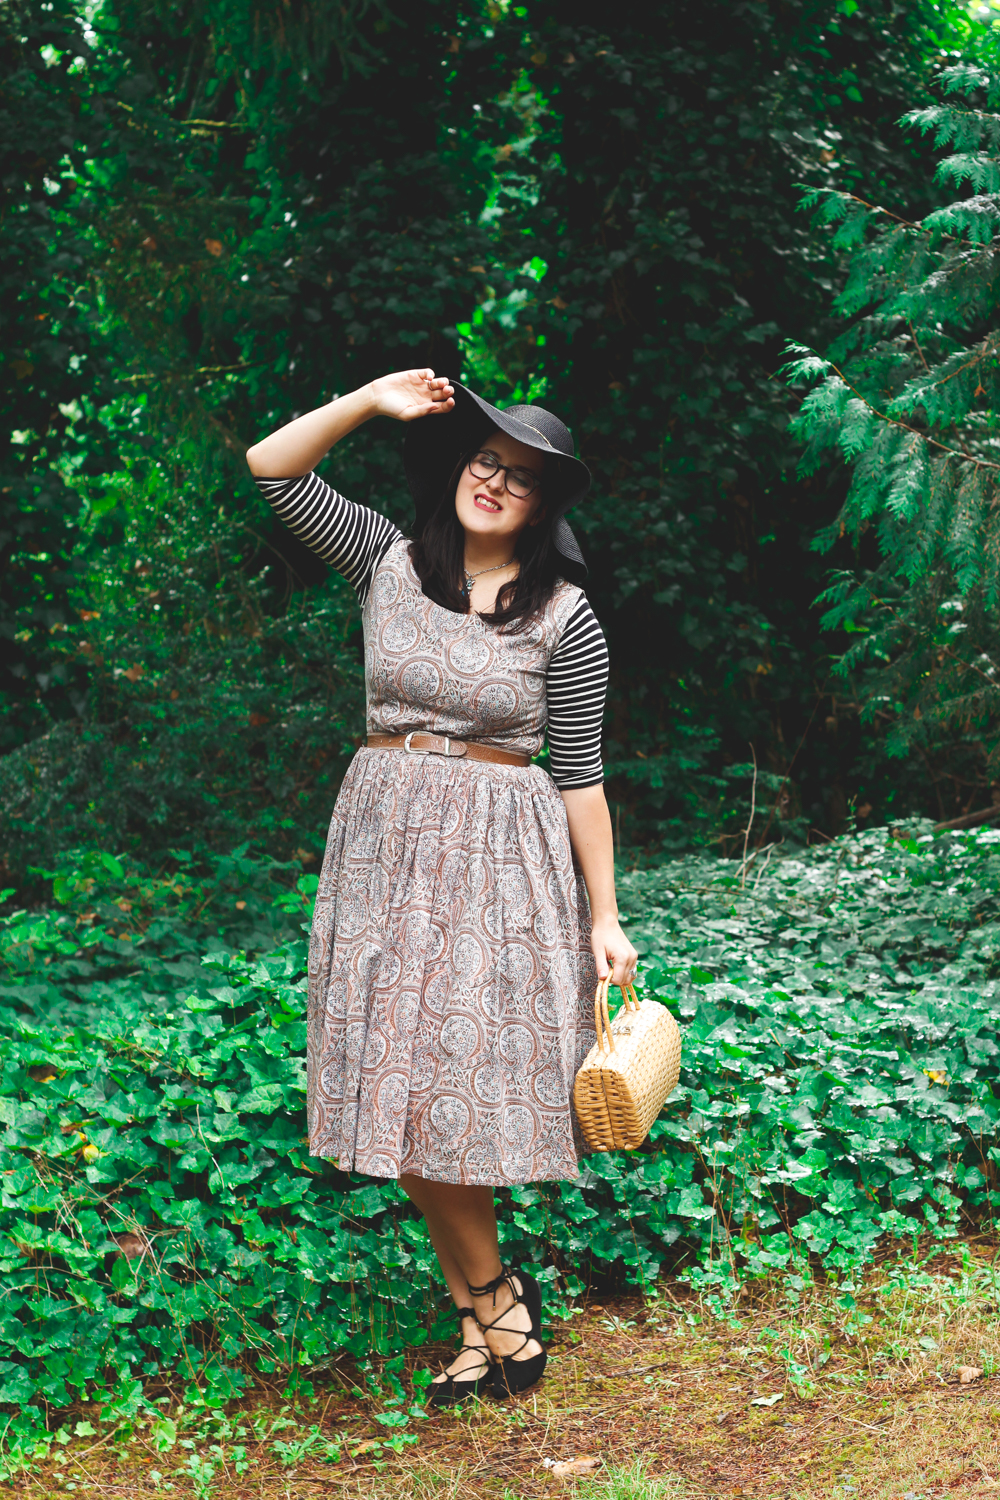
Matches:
[402,381,591,583]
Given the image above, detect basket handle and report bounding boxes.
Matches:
[593,976,641,1054]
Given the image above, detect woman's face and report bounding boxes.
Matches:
[453,429,546,546]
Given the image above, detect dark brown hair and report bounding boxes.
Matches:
[408,454,560,629]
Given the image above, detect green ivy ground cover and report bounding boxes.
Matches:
[0,823,998,1459]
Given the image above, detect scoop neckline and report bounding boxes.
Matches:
[394,539,573,626]
[402,546,493,628]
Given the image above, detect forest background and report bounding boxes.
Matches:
[7,0,1000,1468]
[5,0,999,878]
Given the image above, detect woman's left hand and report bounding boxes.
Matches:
[590,917,639,988]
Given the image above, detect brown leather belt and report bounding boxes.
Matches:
[367,732,530,767]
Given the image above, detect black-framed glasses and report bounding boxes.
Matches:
[467,449,542,499]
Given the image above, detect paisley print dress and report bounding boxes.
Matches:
[308,539,600,1185]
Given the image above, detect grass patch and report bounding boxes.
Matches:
[12,1235,1000,1497]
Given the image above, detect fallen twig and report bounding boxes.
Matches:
[934,804,1000,832]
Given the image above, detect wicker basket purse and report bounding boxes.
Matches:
[573,978,682,1151]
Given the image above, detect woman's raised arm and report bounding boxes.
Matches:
[246,370,455,477]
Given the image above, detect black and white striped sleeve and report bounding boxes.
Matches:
[254,471,401,604]
[546,595,609,789]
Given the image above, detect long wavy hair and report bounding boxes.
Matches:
[408,453,561,630]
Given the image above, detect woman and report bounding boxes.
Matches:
[246,369,637,1403]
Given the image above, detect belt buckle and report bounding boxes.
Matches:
[403,732,453,757]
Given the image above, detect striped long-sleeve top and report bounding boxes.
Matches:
[255,472,608,788]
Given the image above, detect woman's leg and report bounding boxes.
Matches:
[400,1175,542,1364]
[401,1174,493,1382]
[401,1177,489,1381]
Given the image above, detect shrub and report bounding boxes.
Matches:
[0,825,998,1455]
[0,494,366,879]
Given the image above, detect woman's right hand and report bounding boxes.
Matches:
[247,371,454,478]
[370,369,455,422]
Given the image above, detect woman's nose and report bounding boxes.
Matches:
[485,467,505,493]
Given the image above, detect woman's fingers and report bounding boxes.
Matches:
[591,936,638,986]
[397,372,454,420]
[372,370,454,420]
[607,944,639,986]
[398,395,456,422]
[413,369,452,396]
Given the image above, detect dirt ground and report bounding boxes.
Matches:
[15,1241,1000,1500]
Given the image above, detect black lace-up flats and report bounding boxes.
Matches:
[428,1308,494,1407]
[467,1266,547,1399]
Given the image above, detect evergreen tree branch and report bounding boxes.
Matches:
[911,104,1000,125]
[828,572,998,695]
[796,63,1000,782]
[823,191,923,233]
[815,186,993,248]
[908,320,930,372]
[930,346,988,389]
[937,642,1000,689]
[814,352,1000,472]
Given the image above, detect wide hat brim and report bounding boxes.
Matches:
[402,382,590,583]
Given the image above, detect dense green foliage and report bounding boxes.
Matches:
[1,825,997,1447]
[463,0,968,840]
[787,47,1000,801]
[0,518,365,865]
[0,1,114,751]
[1,0,496,874]
[2,0,988,876]
[6,0,1000,1464]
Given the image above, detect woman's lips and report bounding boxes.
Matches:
[474,494,503,513]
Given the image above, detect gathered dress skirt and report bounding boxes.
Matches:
[306,746,599,1185]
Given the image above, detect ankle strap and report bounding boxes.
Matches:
[467,1266,516,1306]
[455,1306,476,1321]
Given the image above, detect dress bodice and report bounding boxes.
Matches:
[363,539,583,757]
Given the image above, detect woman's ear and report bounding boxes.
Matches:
[528,506,548,529]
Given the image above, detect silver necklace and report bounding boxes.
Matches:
[461,559,517,597]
